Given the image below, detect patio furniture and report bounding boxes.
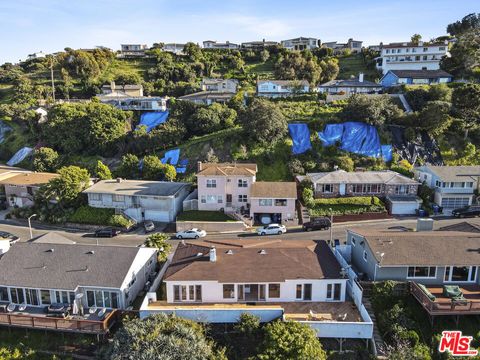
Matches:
[308,310,333,321]
[443,285,463,299]
[98,308,106,319]
[18,303,27,311]
[89,306,98,315]
[7,303,16,312]
[46,304,71,318]
[418,283,436,301]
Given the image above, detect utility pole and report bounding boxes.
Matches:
[50,57,56,102]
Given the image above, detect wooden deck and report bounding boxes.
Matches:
[411,282,480,316]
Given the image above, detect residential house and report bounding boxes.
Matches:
[0,240,157,334]
[101,82,143,97]
[367,45,381,52]
[34,107,48,123]
[241,40,279,50]
[318,74,382,95]
[0,172,58,208]
[84,179,191,222]
[200,78,238,93]
[177,91,235,105]
[376,41,449,74]
[380,69,453,87]
[196,162,257,212]
[257,80,310,98]
[250,182,297,224]
[120,44,148,57]
[281,37,319,51]
[140,238,373,341]
[298,170,421,215]
[203,40,239,50]
[163,43,186,55]
[26,51,46,61]
[322,39,363,54]
[414,165,480,210]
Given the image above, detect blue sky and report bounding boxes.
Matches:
[0,0,478,63]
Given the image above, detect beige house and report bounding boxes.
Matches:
[0,172,58,208]
[200,78,238,93]
[196,163,257,212]
[101,82,143,97]
[250,182,297,224]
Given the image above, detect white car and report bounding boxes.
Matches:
[176,228,207,239]
[256,224,287,236]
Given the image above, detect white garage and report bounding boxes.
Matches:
[440,196,471,209]
[386,196,422,215]
[144,210,171,222]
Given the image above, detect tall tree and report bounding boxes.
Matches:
[116,154,140,179]
[447,13,480,36]
[452,83,480,138]
[33,147,59,172]
[340,94,403,126]
[410,34,422,45]
[94,160,112,180]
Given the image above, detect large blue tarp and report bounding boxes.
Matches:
[318,122,392,161]
[161,148,180,166]
[137,111,169,133]
[7,147,33,166]
[288,123,312,155]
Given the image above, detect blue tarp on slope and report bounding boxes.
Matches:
[137,111,169,133]
[161,148,180,166]
[7,147,33,166]
[318,122,392,161]
[288,123,312,155]
[176,159,189,174]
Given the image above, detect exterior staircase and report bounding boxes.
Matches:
[397,94,413,113]
[362,296,387,358]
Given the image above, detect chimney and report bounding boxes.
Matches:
[110,81,116,91]
[116,177,122,183]
[209,247,217,262]
[197,161,203,172]
[358,73,364,83]
[416,218,434,232]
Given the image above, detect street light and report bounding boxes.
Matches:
[28,214,37,240]
[329,207,333,246]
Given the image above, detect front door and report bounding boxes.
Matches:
[339,183,346,196]
[226,194,232,207]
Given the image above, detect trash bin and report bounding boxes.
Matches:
[418,209,426,217]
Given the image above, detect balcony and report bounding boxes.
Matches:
[0,304,117,334]
[411,282,480,316]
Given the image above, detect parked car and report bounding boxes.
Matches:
[144,220,155,233]
[176,228,207,239]
[302,217,331,232]
[257,224,287,236]
[0,231,19,244]
[452,205,480,218]
[94,228,120,238]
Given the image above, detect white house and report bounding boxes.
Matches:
[322,39,363,54]
[281,37,318,51]
[26,51,46,61]
[84,179,191,222]
[200,78,238,93]
[414,165,480,210]
[318,74,382,95]
[0,241,157,310]
[257,80,310,98]
[203,40,239,50]
[163,43,186,55]
[376,41,449,74]
[120,44,148,57]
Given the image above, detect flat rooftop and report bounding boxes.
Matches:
[84,179,190,197]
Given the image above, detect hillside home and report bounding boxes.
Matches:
[163,43,186,55]
[26,51,46,61]
[177,91,235,105]
[84,179,191,222]
[196,162,257,212]
[0,172,58,208]
[140,238,373,341]
[376,41,449,74]
[414,165,480,210]
[281,37,318,51]
[99,96,167,111]
[0,240,157,334]
[202,40,239,50]
[120,44,148,57]
[322,39,363,54]
[318,74,382,95]
[298,170,421,215]
[200,78,238,93]
[241,40,279,50]
[380,69,453,87]
[250,182,297,224]
[257,80,310,98]
[101,82,143,97]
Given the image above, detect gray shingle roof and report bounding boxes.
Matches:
[0,242,148,290]
[418,165,480,182]
[303,170,419,185]
[319,79,381,88]
[84,180,190,197]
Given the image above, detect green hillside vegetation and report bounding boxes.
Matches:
[337,53,380,81]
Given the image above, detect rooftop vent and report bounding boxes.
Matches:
[196,252,203,257]
[209,247,217,262]
[226,249,234,255]
[258,249,267,255]
[116,177,123,183]
[87,250,95,255]
[47,248,54,253]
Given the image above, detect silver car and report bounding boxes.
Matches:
[256,224,287,236]
[176,228,207,239]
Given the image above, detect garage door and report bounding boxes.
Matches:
[441,197,470,208]
[390,202,418,215]
[144,210,170,222]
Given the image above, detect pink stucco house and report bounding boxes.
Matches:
[250,182,297,224]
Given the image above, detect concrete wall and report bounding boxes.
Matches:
[176,220,247,233]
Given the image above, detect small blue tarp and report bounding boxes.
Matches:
[7,147,33,166]
[318,122,392,161]
[137,111,169,133]
[161,148,180,166]
[176,159,189,174]
[288,123,312,155]
[175,167,187,174]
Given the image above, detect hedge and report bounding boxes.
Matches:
[68,206,133,228]
[308,196,386,216]
[313,196,383,206]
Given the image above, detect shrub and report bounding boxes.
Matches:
[308,196,386,216]
[68,206,133,228]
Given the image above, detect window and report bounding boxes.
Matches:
[27,187,34,196]
[204,195,220,204]
[423,55,427,60]
[90,193,102,201]
[353,184,381,194]
[238,179,248,188]
[274,199,287,206]
[303,284,312,300]
[173,285,188,301]
[439,46,445,50]
[423,47,428,52]
[407,266,436,278]
[87,290,120,308]
[395,185,409,195]
[0,287,8,301]
[238,195,248,203]
[467,182,474,188]
[10,288,25,304]
[296,284,302,299]
[206,179,217,188]
[351,237,356,246]
[444,266,477,282]
[415,56,420,61]
[112,194,124,202]
[268,284,280,298]
[327,283,342,300]
[195,285,202,301]
[223,284,235,299]
[319,184,333,193]
[237,285,244,300]
[25,289,39,305]
[435,180,441,187]
[363,251,367,262]
[259,199,273,206]
[201,195,206,203]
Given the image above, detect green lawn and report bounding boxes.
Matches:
[338,54,380,81]
[177,211,235,222]
[244,59,275,79]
